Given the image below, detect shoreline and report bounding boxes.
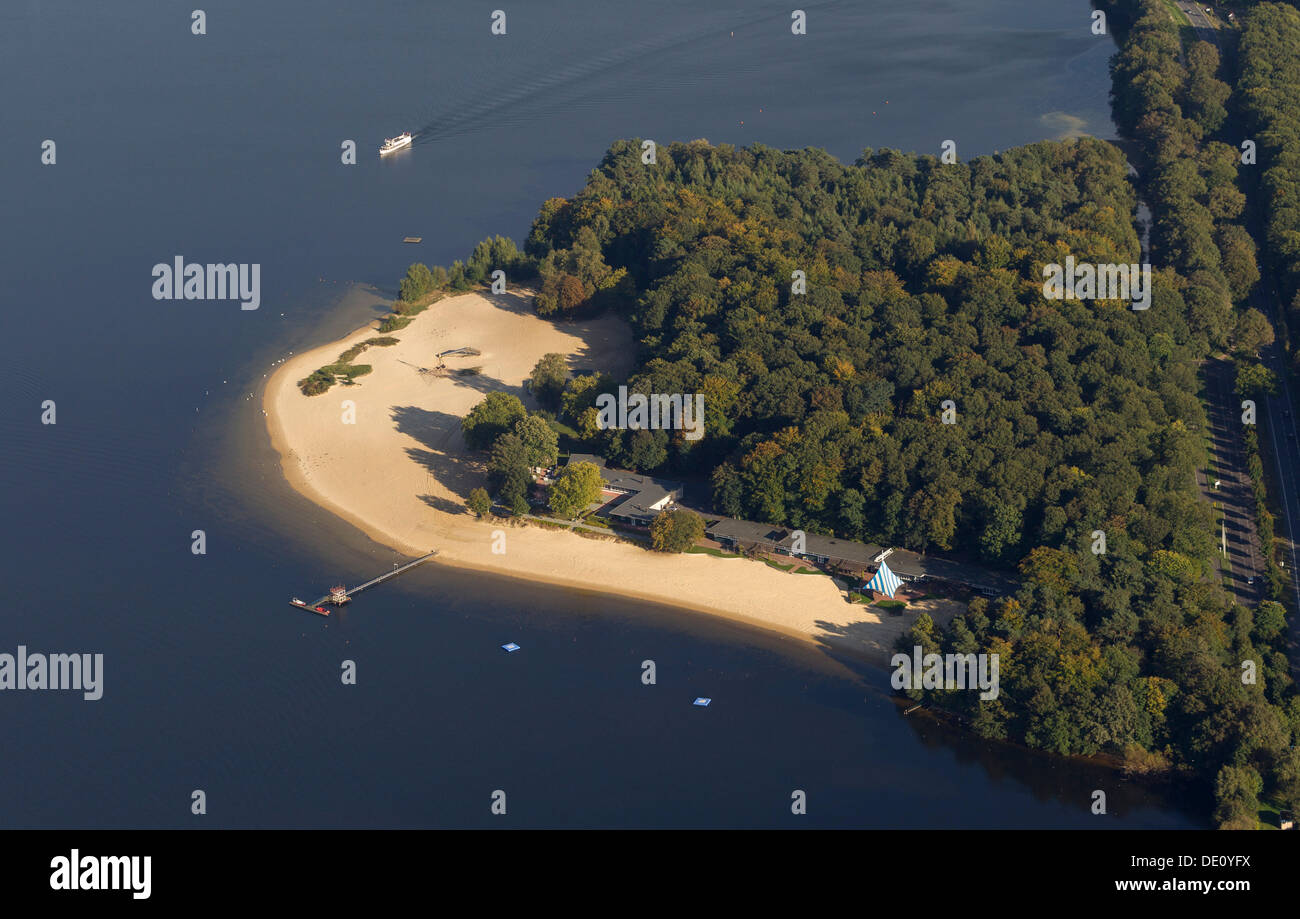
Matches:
[262,287,966,666]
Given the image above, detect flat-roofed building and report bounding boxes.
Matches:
[704,517,884,576]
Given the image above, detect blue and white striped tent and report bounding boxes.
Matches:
[865,560,903,598]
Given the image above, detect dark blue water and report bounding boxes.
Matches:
[0,1,1200,827]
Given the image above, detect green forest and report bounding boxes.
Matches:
[527,136,1210,561]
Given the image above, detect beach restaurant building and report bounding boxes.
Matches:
[704,517,886,577]
[705,518,1020,597]
[565,453,684,527]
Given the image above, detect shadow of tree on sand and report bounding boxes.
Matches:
[390,405,486,504]
[811,618,901,680]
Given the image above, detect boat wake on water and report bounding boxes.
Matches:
[405,0,853,147]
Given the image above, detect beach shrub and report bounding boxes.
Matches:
[297,361,371,396]
[317,362,369,381]
[466,487,492,518]
[399,263,435,303]
[298,368,336,396]
[547,461,603,519]
[649,508,705,553]
[462,392,527,450]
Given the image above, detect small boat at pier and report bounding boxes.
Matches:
[289,598,330,617]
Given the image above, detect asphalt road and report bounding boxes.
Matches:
[1201,357,1266,606]
[1182,3,1220,42]
[1250,282,1300,648]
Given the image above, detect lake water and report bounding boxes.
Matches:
[0,0,1202,827]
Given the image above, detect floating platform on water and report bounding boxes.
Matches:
[403,236,422,244]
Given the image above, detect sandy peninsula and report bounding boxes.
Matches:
[264,288,960,664]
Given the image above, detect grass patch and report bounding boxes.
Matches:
[1257,799,1288,830]
[318,361,370,378]
[298,360,374,396]
[526,517,569,531]
[687,545,738,558]
[298,368,337,396]
[548,418,581,439]
[872,599,908,612]
[1160,0,1192,27]
[762,557,797,572]
[377,314,416,333]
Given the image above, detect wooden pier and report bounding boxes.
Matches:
[300,551,438,609]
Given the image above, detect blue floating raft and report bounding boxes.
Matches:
[501,642,521,652]
[693,697,711,707]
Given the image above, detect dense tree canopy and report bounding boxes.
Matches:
[526,134,1213,567]
[461,391,526,450]
[1238,2,1300,374]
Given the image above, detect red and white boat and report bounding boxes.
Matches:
[289,598,330,616]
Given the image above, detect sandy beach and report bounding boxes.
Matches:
[264,288,961,664]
